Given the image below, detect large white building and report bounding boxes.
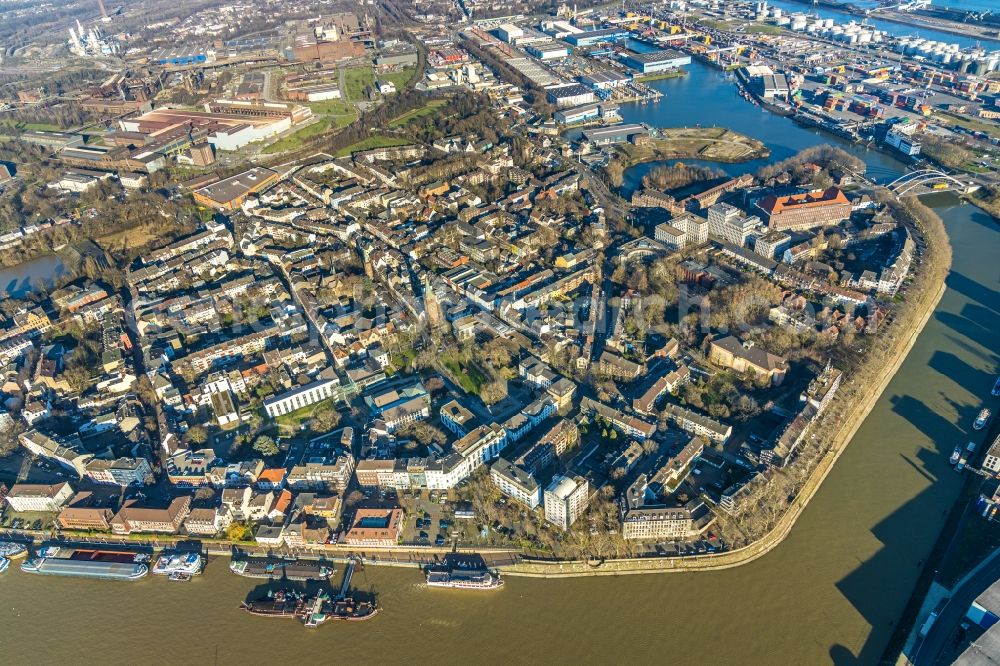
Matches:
[708,203,759,247]
[491,458,541,509]
[264,376,339,418]
[544,474,589,529]
[5,482,74,512]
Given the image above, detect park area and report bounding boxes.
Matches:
[616,126,770,166]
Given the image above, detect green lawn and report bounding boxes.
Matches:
[334,135,409,157]
[307,98,354,116]
[441,353,489,394]
[0,119,63,132]
[262,118,332,153]
[745,23,783,35]
[273,396,336,429]
[389,99,447,128]
[344,67,375,101]
[379,67,417,93]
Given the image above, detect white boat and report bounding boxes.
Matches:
[0,557,9,574]
[950,446,962,465]
[974,408,991,431]
[153,552,203,576]
[0,542,28,559]
[992,377,1000,397]
[426,567,504,590]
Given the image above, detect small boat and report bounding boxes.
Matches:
[0,542,28,559]
[950,446,962,465]
[168,572,192,582]
[153,552,203,576]
[0,557,9,574]
[974,408,991,431]
[967,441,978,453]
[993,377,1000,397]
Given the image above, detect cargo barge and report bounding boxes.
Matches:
[240,589,307,618]
[240,588,379,626]
[230,557,334,581]
[20,547,148,581]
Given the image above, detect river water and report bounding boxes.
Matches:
[0,254,67,298]
[2,64,998,666]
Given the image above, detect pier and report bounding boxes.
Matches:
[338,558,356,600]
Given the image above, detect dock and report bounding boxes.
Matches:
[338,559,356,600]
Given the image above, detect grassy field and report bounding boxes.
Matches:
[441,352,489,394]
[344,67,375,100]
[745,23,783,35]
[334,135,409,157]
[263,118,332,154]
[616,126,770,166]
[939,110,998,136]
[378,67,417,92]
[389,99,447,127]
[0,119,63,132]
[273,396,336,430]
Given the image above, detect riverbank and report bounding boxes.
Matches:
[615,126,771,168]
[634,70,687,84]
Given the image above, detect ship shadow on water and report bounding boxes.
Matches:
[826,262,998,663]
[946,272,1000,320]
[935,305,1000,358]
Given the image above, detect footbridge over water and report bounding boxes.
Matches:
[887,169,980,196]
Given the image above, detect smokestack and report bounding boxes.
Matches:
[97,0,108,19]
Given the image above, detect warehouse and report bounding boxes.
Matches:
[580,123,648,146]
[525,41,570,60]
[495,24,524,43]
[553,102,620,124]
[620,49,692,74]
[193,167,280,210]
[564,28,630,47]
[545,83,596,108]
[578,70,631,90]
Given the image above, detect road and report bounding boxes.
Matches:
[913,551,1000,665]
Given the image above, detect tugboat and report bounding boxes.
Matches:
[239,589,306,618]
[992,376,1000,397]
[950,445,962,465]
[323,596,379,622]
[0,542,28,559]
[974,408,992,431]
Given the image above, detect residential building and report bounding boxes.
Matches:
[264,375,339,418]
[544,474,589,529]
[5,482,74,512]
[344,507,403,547]
[708,335,788,385]
[708,203,758,247]
[110,496,191,535]
[490,457,541,509]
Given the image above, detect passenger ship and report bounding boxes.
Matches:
[426,565,504,590]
